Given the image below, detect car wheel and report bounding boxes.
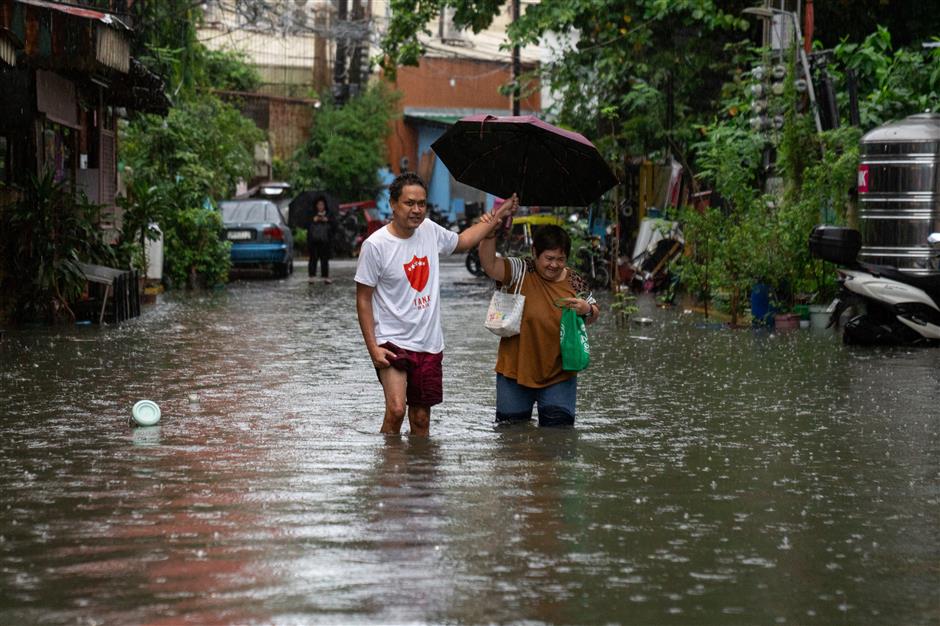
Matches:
[273,262,289,278]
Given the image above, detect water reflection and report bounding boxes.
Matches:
[1,259,938,625]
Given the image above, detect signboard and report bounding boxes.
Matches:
[857,164,869,193]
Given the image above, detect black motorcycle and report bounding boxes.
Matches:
[465,247,486,277]
[576,235,610,288]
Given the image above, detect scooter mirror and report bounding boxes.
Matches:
[928,232,940,245]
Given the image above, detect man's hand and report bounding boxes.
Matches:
[369,345,398,369]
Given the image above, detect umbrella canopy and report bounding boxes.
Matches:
[288,190,338,230]
[431,114,618,207]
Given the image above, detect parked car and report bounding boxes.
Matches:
[251,181,293,212]
[219,199,294,278]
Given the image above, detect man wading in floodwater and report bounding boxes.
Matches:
[355,173,517,436]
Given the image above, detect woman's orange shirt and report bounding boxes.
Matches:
[494,257,588,388]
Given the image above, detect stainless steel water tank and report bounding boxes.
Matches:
[857,112,940,274]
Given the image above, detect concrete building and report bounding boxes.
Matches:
[372,1,546,220]
[198,1,550,219]
[0,0,168,227]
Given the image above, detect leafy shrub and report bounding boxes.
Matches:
[0,173,116,322]
[162,205,230,289]
[293,227,307,252]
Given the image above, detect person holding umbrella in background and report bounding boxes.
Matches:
[355,173,518,437]
[307,195,335,284]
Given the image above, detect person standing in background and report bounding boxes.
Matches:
[307,196,335,284]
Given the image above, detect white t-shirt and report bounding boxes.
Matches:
[355,220,459,353]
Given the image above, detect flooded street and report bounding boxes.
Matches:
[2,257,938,625]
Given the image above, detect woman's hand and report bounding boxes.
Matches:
[558,297,593,317]
[492,194,518,223]
[455,193,518,253]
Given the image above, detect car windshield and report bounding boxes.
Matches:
[220,201,282,224]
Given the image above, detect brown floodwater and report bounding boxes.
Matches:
[1,257,938,625]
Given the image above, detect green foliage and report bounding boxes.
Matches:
[121,94,263,287]
[162,206,231,289]
[123,94,262,201]
[131,0,203,96]
[141,45,262,96]
[132,1,260,98]
[682,43,865,317]
[379,0,505,73]
[674,198,769,324]
[611,290,638,327]
[113,180,169,274]
[0,172,116,322]
[775,119,862,302]
[675,59,770,322]
[292,85,399,201]
[832,28,940,129]
[507,0,752,166]
[202,48,262,92]
[293,227,307,252]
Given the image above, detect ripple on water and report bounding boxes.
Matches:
[1,267,938,625]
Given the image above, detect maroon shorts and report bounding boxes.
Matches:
[375,342,444,407]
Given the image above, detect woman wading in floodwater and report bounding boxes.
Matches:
[476,222,598,427]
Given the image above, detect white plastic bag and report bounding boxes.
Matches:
[484,257,526,337]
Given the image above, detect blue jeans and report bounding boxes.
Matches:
[495,373,577,427]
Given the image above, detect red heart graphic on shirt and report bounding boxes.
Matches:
[403,255,429,292]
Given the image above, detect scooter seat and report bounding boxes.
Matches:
[860,262,940,303]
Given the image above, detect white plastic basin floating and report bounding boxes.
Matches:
[131,400,161,426]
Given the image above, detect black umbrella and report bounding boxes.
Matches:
[431,114,618,207]
[288,190,338,230]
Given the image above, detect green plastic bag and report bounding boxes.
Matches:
[559,307,590,371]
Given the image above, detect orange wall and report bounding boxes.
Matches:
[384,57,540,176]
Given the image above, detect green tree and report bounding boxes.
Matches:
[121,95,263,287]
[202,48,262,92]
[831,27,940,129]
[123,95,262,200]
[291,84,399,201]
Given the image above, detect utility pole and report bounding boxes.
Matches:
[348,0,364,97]
[313,5,329,92]
[511,0,520,115]
[333,0,349,104]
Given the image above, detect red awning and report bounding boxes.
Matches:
[15,0,129,29]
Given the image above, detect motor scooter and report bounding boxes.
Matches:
[809,225,940,345]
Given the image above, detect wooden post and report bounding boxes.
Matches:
[511,0,520,115]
